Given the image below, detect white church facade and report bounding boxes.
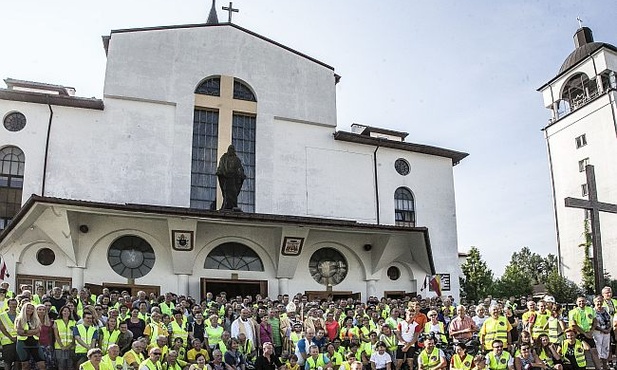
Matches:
[0,16,467,301]
[538,27,617,284]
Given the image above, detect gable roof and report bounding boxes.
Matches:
[103,22,340,82]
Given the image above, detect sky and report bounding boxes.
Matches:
[1,1,615,276]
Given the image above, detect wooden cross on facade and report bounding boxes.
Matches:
[565,165,617,292]
[222,2,239,23]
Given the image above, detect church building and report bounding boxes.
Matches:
[538,26,617,284]
[0,6,467,301]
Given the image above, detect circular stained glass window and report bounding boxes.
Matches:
[309,247,348,286]
[395,158,410,176]
[107,236,155,279]
[36,248,55,266]
[387,266,401,280]
[3,112,26,132]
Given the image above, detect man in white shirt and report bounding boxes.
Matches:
[231,309,258,348]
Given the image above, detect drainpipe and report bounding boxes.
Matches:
[41,103,53,196]
[373,143,380,224]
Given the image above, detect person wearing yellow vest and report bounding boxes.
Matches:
[369,341,392,370]
[0,298,19,370]
[32,285,45,305]
[79,347,110,370]
[148,335,170,359]
[125,340,147,369]
[424,310,448,344]
[163,349,188,370]
[140,346,163,370]
[102,344,125,369]
[560,328,588,370]
[0,281,15,298]
[145,312,169,345]
[169,310,189,348]
[536,334,563,370]
[237,332,256,363]
[160,293,176,317]
[326,343,344,370]
[568,296,602,370]
[480,306,512,352]
[529,301,550,341]
[54,305,76,370]
[378,324,397,362]
[546,305,564,345]
[484,340,513,370]
[205,314,225,350]
[305,344,332,370]
[417,336,446,370]
[450,342,474,370]
[15,302,46,370]
[99,317,120,355]
[74,311,100,368]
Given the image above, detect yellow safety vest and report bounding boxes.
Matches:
[0,311,17,345]
[481,317,509,350]
[159,302,175,316]
[124,349,145,366]
[547,318,560,344]
[75,324,97,354]
[140,358,162,370]
[147,322,166,344]
[79,360,111,370]
[205,325,224,346]
[487,351,511,370]
[561,340,586,368]
[306,354,327,370]
[381,333,398,351]
[532,312,550,339]
[55,319,75,349]
[537,348,554,367]
[169,320,188,346]
[100,327,120,354]
[419,348,442,368]
[17,321,38,341]
[452,354,473,370]
[102,354,124,369]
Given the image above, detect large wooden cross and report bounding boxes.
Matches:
[565,165,617,292]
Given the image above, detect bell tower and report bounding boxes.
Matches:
[538,26,617,284]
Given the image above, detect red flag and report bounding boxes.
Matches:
[0,256,9,280]
[429,275,442,297]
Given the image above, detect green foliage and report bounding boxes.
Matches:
[545,270,581,303]
[492,263,533,298]
[579,219,595,294]
[509,247,558,285]
[460,247,494,302]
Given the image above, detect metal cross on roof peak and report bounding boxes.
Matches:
[222,2,239,23]
[577,16,583,28]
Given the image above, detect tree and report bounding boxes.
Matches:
[493,263,533,298]
[545,270,581,303]
[509,247,558,285]
[460,247,494,302]
[580,219,595,294]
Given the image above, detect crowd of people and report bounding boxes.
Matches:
[0,281,615,370]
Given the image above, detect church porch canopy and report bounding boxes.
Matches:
[0,195,436,279]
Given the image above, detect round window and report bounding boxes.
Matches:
[395,158,410,176]
[107,236,155,278]
[3,112,26,132]
[309,248,348,286]
[36,248,55,266]
[387,266,401,280]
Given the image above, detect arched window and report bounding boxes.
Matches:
[191,75,257,212]
[394,187,415,227]
[195,76,221,96]
[233,80,257,101]
[561,73,598,111]
[205,242,264,271]
[0,146,25,230]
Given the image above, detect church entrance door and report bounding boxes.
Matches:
[200,278,267,301]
